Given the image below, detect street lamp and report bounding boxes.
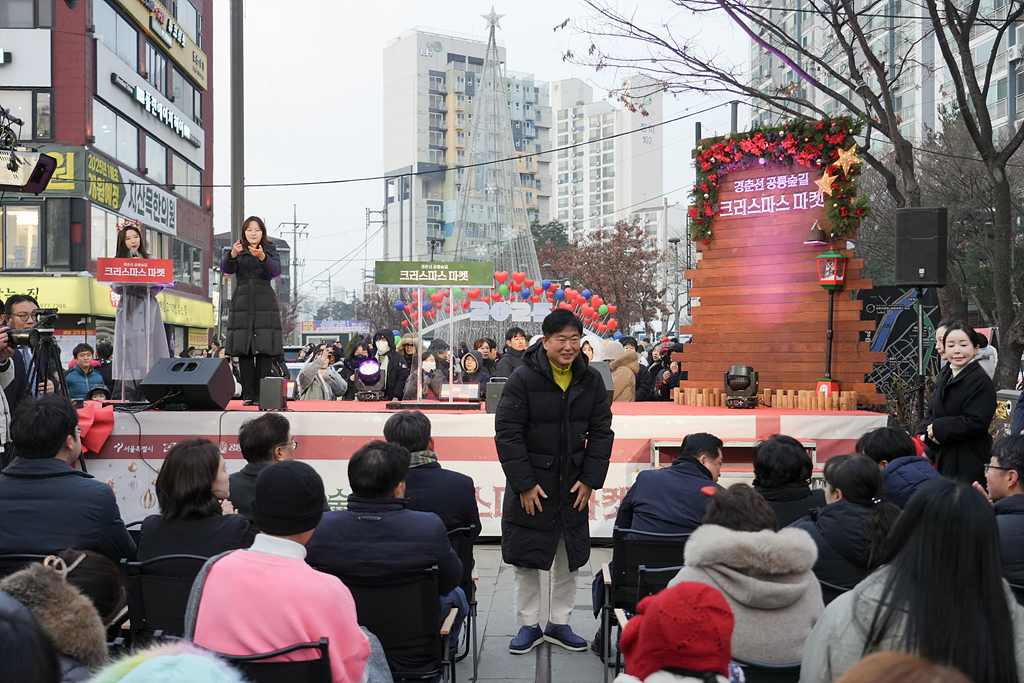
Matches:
[668,237,681,338]
[815,248,848,397]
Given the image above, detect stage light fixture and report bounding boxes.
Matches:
[724,365,759,409]
[354,359,385,401]
[803,219,829,246]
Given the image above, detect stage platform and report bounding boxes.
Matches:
[86,400,886,535]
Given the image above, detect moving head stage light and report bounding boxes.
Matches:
[724,365,759,409]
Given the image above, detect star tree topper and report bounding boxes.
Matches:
[835,144,862,175]
[816,171,837,196]
[483,7,504,30]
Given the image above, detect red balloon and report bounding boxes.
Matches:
[461,300,471,309]
[512,271,526,284]
[549,282,559,291]
[533,285,542,295]
[524,279,534,289]
[491,291,502,302]
[430,292,444,304]
[401,320,409,327]
[582,305,594,317]
[597,323,608,332]
[511,282,522,292]
[608,319,618,329]
[494,271,509,284]
[530,295,539,303]
[608,305,617,314]
[591,296,604,308]
[467,288,481,300]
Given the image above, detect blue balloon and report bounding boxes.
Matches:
[392,330,399,337]
[582,289,592,299]
[522,291,531,301]
[394,301,405,312]
[422,301,432,311]
[613,331,623,339]
[541,279,551,291]
[554,289,565,300]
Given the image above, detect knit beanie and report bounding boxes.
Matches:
[429,337,450,353]
[619,581,734,681]
[603,340,625,361]
[251,461,325,536]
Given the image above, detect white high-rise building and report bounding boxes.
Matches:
[383,27,551,262]
[548,75,663,240]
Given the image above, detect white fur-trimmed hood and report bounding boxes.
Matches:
[683,524,818,574]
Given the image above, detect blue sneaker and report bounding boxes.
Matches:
[543,623,588,652]
[509,625,544,654]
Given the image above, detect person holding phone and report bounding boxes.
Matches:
[220,216,283,405]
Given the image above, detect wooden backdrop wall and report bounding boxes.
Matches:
[674,166,885,404]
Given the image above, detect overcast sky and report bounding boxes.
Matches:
[210,1,747,301]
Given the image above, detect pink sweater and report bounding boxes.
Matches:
[191,549,370,683]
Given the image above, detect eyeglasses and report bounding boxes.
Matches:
[10,312,36,322]
[277,439,297,449]
[984,464,1012,474]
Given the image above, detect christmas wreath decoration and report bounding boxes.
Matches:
[689,116,871,246]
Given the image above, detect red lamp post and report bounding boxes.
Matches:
[816,249,848,397]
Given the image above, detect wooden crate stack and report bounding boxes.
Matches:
[672,387,861,410]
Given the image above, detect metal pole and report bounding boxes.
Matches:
[730,101,738,134]
[229,0,244,245]
[291,204,298,305]
[916,286,925,424]
[398,177,404,261]
[668,237,681,337]
[686,242,692,317]
[825,289,835,380]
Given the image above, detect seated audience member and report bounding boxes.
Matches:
[615,581,735,683]
[88,641,246,683]
[137,438,253,571]
[619,337,656,401]
[0,592,61,683]
[833,652,972,683]
[305,440,465,672]
[979,435,1024,586]
[383,410,480,537]
[0,555,109,681]
[55,549,126,627]
[65,344,106,400]
[186,461,372,683]
[231,412,312,529]
[0,395,135,562]
[790,455,900,602]
[669,484,822,664]
[458,349,490,397]
[752,434,827,527]
[603,341,637,402]
[84,386,110,402]
[855,426,938,508]
[297,346,347,401]
[493,327,528,378]
[616,433,725,535]
[801,477,1024,683]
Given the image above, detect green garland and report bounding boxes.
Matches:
[689,116,871,246]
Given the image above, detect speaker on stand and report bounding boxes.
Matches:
[141,358,236,410]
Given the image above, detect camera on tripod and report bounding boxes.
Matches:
[6,308,58,348]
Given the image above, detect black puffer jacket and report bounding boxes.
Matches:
[789,499,873,601]
[754,482,827,529]
[373,330,409,401]
[634,363,657,402]
[220,245,283,357]
[995,494,1024,586]
[493,347,525,378]
[494,341,614,571]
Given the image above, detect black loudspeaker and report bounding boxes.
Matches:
[485,377,507,414]
[141,358,235,410]
[895,207,947,287]
[589,360,616,405]
[259,377,287,411]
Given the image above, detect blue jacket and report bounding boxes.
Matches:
[305,496,462,597]
[882,455,939,508]
[65,364,106,400]
[615,458,723,535]
[995,494,1024,586]
[405,460,481,539]
[0,457,136,561]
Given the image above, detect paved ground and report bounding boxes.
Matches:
[455,543,613,683]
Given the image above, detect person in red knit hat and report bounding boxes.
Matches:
[615,581,737,683]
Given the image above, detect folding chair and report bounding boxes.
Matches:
[731,655,801,683]
[125,521,143,546]
[122,554,208,638]
[0,553,47,579]
[220,637,332,683]
[447,525,478,681]
[600,528,689,682]
[635,564,684,605]
[345,565,457,683]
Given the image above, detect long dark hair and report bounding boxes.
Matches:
[114,225,149,258]
[823,454,900,570]
[866,478,1019,683]
[155,438,222,520]
[241,216,271,250]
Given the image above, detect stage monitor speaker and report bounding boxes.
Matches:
[589,360,616,405]
[485,377,507,414]
[141,358,235,410]
[259,377,287,411]
[895,207,947,287]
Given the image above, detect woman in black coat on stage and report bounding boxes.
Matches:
[918,321,997,485]
[220,216,284,405]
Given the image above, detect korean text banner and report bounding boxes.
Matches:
[375,261,495,287]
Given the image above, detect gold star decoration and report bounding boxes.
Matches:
[835,144,862,175]
[816,171,838,196]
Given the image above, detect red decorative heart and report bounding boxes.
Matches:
[467,288,481,300]
[524,279,534,289]
[607,305,617,314]
[512,271,526,284]
[462,300,471,309]
[530,295,539,303]
[591,296,604,308]
[401,320,409,327]
[597,323,608,332]
[491,291,502,302]
[533,286,543,295]
[430,292,444,304]
[494,271,509,284]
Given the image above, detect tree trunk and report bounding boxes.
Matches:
[990,168,1019,389]
[937,281,969,323]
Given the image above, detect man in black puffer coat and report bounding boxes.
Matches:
[984,434,1024,586]
[495,309,614,655]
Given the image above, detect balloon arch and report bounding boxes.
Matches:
[392,270,622,339]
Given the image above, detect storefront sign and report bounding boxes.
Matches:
[87,154,177,236]
[133,83,195,144]
[301,320,371,334]
[97,258,174,284]
[375,261,494,287]
[188,327,208,348]
[113,0,207,90]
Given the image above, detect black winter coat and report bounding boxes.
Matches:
[995,494,1024,586]
[616,458,722,535]
[494,342,614,571]
[634,364,657,402]
[493,347,525,378]
[0,457,136,561]
[789,500,874,600]
[405,461,482,538]
[917,361,996,484]
[754,482,826,529]
[220,245,283,357]
[137,513,254,575]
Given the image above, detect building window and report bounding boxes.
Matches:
[145,43,168,96]
[90,206,120,260]
[93,99,139,168]
[94,1,138,70]
[146,136,167,185]
[173,239,203,287]
[0,89,52,141]
[602,153,614,164]
[2,204,42,270]
[429,75,445,91]
[603,179,615,190]
[171,69,202,126]
[0,0,52,28]
[172,154,201,205]
[176,0,201,48]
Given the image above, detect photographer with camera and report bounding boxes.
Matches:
[2,296,58,412]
